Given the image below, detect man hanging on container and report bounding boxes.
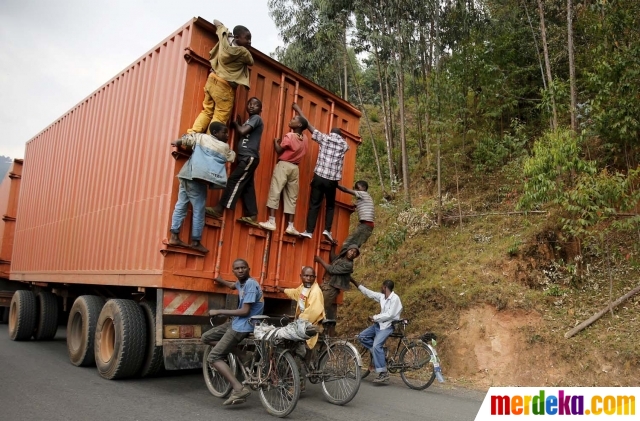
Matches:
[291,103,349,243]
[188,19,253,132]
[314,244,360,335]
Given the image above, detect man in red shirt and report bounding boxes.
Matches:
[258,114,309,235]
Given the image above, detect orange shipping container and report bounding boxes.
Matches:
[0,160,22,280]
[10,18,361,298]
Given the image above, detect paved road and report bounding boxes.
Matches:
[0,325,483,421]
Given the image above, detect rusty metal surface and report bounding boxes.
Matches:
[0,160,23,279]
[9,18,361,298]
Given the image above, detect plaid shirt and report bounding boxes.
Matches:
[312,130,349,181]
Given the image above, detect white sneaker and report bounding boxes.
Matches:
[299,231,312,239]
[258,220,276,231]
[285,226,300,236]
[322,230,334,242]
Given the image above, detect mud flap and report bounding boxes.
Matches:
[163,339,207,370]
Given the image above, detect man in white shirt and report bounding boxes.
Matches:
[350,278,403,384]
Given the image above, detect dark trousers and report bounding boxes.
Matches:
[340,223,374,254]
[305,174,338,233]
[219,156,259,216]
[321,283,340,320]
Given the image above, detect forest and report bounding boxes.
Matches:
[267,0,640,386]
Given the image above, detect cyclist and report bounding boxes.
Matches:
[277,266,325,391]
[202,258,265,405]
[350,278,403,384]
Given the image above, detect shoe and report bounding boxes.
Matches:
[205,207,223,219]
[238,216,260,227]
[373,371,390,384]
[285,226,300,236]
[223,386,251,405]
[299,231,312,239]
[259,220,276,231]
[322,230,334,243]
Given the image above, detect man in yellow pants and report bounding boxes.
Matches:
[188,20,253,133]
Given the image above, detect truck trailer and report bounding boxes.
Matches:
[0,17,361,379]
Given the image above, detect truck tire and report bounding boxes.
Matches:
[34,292,59,340]
[138,301,164,377]
[94,299,147,380]
[67,295,105,366]
[8,290,36,341]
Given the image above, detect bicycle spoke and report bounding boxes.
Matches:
[258,351,300,417]
[400,343,436,390]
[320,343,361,405]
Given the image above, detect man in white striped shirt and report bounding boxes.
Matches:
[350,278,403,384]
[337,180,374,253]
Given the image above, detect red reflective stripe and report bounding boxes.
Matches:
[163,292,177,309]
[174,294,199,314]
[194,300,208,316]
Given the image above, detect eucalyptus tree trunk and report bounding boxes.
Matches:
[567,0,578,132]
[375,48,396,188]
[537,0,558,130]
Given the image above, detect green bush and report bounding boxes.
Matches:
[473,119,527,172]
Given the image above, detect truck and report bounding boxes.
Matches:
[0,17,361,379]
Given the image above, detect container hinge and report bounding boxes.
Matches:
[183,48,211,69]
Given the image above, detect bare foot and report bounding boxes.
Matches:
[168,233,189,248]
[190,241,209,253]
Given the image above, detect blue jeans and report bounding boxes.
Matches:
[358,323,394,373]
[170,179,207,241]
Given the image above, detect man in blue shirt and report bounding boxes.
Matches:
[202,258,265,405]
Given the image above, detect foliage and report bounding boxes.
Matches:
[519,129,596,210]
[473,119,527,172]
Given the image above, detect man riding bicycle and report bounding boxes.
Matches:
[350,278,403,384]
[202,258,265,405]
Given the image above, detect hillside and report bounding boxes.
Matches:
[266,0,640,389]
[337,143,640,389]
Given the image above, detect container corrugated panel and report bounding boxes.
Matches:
[11,18,361,297]
[0,160,23,279]
[12,22,193,285]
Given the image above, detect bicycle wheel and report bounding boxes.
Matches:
[399,342,436,390]
[319,343,362,405]
[258,350,300,418]
[203,345,237,398]
[357,344,373,379]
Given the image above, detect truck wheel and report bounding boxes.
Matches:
[67,295,105,366]
[95,299,147,380]
[8,290,36,341]
[34,292,59,340]
[138,301,164,377]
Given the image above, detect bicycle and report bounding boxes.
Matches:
[283,317,363,405]
[356,319,443,390]
[202,315,301,418]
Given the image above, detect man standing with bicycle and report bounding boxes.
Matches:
[202,258,265,405]
[350,278,402,384]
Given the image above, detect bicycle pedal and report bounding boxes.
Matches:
[227,398,247,406]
